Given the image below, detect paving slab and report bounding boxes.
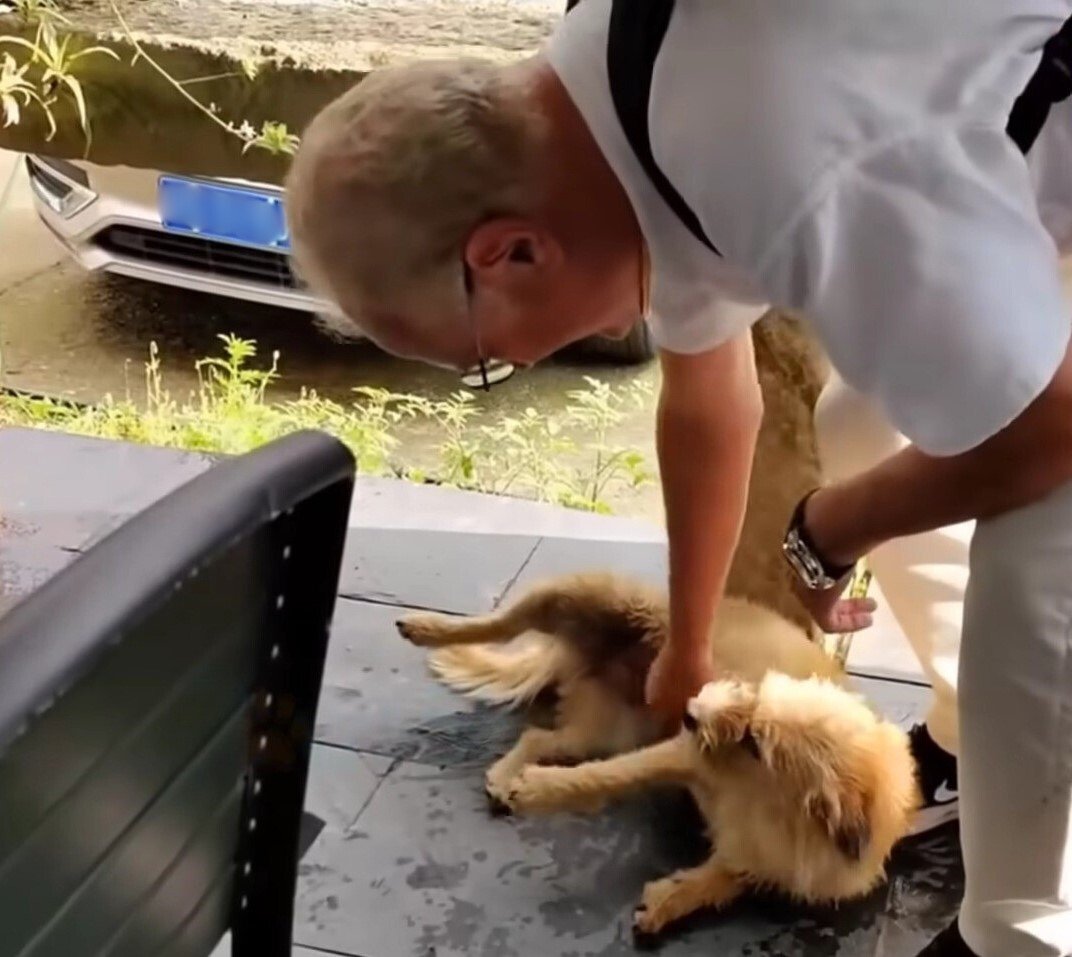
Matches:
[209,940,325,957]
[337,528,540,614]
[316,598,524,766]
[348,477,663,543]
[503,535,668,596]
[845,615,930,686]
[0,428,214,551]
[0,540,78,618]
[208,744,395,957]
[295,677,960,957]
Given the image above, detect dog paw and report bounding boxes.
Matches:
[631,902,663,949]
[503,767,557,815]
[631,899,663,949]
[484,767,515,817]
[631,878,681,943]
[505,766,604,816]
[395,612,452,647]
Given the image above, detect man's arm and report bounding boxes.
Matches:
[807,337,1072,567]
[647,331,763,720]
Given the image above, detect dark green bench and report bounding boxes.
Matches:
[0,431,355,957]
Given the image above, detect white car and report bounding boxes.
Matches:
[24,153,655,362]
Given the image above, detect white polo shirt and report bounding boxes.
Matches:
[546,0,1072,456]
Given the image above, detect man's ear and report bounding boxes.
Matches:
[465,218,562,284]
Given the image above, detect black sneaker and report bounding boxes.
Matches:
[907,723,959,836]
[916,919,977,956]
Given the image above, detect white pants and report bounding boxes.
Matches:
[814,372,1072,956]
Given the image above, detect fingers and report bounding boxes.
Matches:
[828,597,876,633]
[646,684,691,735]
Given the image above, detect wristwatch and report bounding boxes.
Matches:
[781,489,856,591]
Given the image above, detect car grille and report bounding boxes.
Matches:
[93,225,299,291]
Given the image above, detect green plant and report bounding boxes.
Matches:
[401,391,483,485]
[0,50,46,130]
[473,407,575,500]
[0,337,654,515]
[106,0,299,157]
[1,12,118,144]
[559,376,654,512]
[0,0,300,156]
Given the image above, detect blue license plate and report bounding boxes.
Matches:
[158,176,290,251]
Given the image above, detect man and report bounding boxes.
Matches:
[285,2,1072,954]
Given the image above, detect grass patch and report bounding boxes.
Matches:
[0,334,654,514]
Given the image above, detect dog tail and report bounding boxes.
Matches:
[428,634,573,710]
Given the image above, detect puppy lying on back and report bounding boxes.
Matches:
[397,572,918,942]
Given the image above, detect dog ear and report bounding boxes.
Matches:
[806,786,872,861]
[739,727,761,759]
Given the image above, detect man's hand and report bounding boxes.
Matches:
[789,492,878,634]
[790,571,877,634]
[645,642,716,731]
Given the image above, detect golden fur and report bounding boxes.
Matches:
[396,572,918,942]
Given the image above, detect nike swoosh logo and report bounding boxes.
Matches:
[933,783,957,804]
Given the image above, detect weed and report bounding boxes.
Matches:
[0,336,655,514]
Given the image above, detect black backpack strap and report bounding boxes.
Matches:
[606,0,721,256]
[1007,14,1072,154]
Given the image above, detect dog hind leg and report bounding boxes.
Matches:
[397,606,533,648]
[396,580,584,648]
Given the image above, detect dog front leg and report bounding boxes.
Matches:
[504,735,694,816]
[484,727,575,811]
[632,855,744,946]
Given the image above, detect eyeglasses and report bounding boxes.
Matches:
[460,261,516,392]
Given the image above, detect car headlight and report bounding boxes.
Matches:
[25,154,97,219]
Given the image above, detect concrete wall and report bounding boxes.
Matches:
[0,0,561,181]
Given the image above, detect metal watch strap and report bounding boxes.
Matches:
[782,489,855,590]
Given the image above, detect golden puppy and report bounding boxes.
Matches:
[396,572,917,940]
[504,673,917,941]
[397,572,844,803]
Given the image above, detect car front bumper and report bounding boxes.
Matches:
[25,154,330,316]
